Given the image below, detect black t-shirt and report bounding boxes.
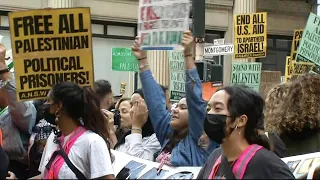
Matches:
[197,147,295,179]
[0,146,9,179]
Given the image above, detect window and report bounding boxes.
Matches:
[257,35,292,75]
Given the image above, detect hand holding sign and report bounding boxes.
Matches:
[181,30,194,55]
[132,37,147,60]
[130,99,148,129]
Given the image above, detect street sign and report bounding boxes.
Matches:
[213,38,225,45]
[204,45,234,56]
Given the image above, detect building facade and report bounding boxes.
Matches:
[0,0,316,94]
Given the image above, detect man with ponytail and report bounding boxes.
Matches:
[198,86,294,179]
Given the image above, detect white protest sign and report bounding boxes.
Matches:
[112,150,201,179]
[281,151,320,179]
[138,0,190,50]
[213,38,225,45]
[204,45,234,56]
[169,51,185,102]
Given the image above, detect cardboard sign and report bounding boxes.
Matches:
[138,0,190,50]
[290,29,304,61]
[8,8,93,101]
[169,51,185,102]
[290,61,314,80]
[204,45,234,56]
[112,150,201,179]
[112,48,138,72]
[285,56,292,82]
[231,62,262,92]
[234,12,267,59]
[259,71,281,98]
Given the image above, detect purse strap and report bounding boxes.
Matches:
[220,156,236,179]
[45,141,87,179]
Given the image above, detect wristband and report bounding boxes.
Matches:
[139,64,149,69]
[184,54,192,57]
[132,127,142,132]
[138,57,147,61]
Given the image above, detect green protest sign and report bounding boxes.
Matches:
[169,51,185,102]
[112,48,138,72]
[296,13,320,74]
[231,62,262,92]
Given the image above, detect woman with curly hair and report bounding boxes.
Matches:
[266,74,320,156]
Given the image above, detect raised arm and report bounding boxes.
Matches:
[131,39,172,146]
[182,31,207,141]
[0,44,36,134]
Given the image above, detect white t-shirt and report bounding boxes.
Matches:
[39,131,114,179]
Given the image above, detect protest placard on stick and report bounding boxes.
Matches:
[291,29,304,61]
[112,48,138,72]
[9,8,94,101]
[234,12,267,59]
[138,0,190,50]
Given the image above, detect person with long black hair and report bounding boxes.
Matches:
[114,89,161,161]
[131,31,219,167]
[198,86,294,179]
[36,82,114,179]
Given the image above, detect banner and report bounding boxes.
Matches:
[290,29,304,61]
[290,61,314,80]
[234,12,267,59]
[169,51,185,102]
[285,56,292,82]
[231,62,262,92]
[9,8,93,101]
[138,0,190,50]
[112,48,138,72]
[112,150,201,179]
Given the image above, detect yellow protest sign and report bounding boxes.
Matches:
[290,29,303,61]
[285,56,292,82]
[234,12,267,59]
[290,61,314,80]
[8,8,94,101]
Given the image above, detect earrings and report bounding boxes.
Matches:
[235,125,241,135]
[55,110,60,122]
[79,117,84,126]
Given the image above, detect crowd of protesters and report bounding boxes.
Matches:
[1,30,320,179]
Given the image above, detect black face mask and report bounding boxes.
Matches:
[42,104,56,125]
[204,114,227,144]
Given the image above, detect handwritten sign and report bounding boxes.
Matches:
[234,12,267,59]
[291,29,304,61]
[285,56,293,82]
[169,51,185,101]
[112,48,138,72]
[290,61,314,80]
[204,45,234,56]
[9,8,93,101]
[138,0,190,50]
[231,62,262,91]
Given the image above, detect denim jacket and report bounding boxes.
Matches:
[140,67,219,167]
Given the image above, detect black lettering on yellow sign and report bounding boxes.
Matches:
[291,29,303,61]
[9,8,93,101]
[234,12,267,59]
